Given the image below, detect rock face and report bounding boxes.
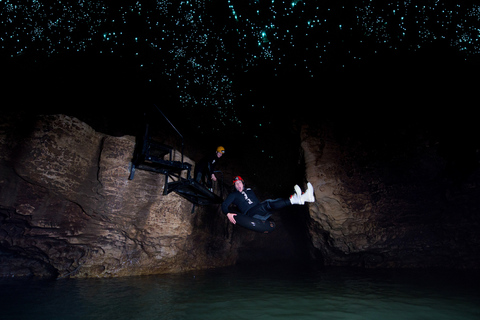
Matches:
[2,113,478,277]
[301,122,480,269]
[0,114,236,278]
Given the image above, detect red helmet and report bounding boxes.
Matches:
[232,176,244,185]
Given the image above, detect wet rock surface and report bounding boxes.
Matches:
[301,121,480,268]
[1,113,479,278]
[0,114,237,278]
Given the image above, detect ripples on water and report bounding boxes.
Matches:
[1,263,479,320]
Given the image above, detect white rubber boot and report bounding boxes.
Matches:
[289,193,303,205]
[301,182,315,203]
[294,185,304,204]
[290,185,304,205]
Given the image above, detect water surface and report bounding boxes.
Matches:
[1,263,479,320]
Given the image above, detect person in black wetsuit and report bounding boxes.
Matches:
[221,176,315,225]
[194,146,225,189]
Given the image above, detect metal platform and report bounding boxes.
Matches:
[129,105,223,207]
[128,132,192,194]
[166,178,223,206]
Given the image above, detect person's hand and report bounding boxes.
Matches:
[211,174,217,182]
[227,213,237,224]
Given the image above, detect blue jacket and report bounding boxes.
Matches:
[221,188,260,215]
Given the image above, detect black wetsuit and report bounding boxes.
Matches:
[221,188,291,218]
[194,152,219,188]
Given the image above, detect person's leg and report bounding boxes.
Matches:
[246,198,291,217]
[245,183,315,219]
[206,176,213,189]
[195,171,203,183]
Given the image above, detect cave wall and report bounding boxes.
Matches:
[301,122,480,268]
[3,113,478,277]
[0,114,237,278]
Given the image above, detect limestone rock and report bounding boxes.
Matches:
[0,114,236,278]
[301,123,480,269]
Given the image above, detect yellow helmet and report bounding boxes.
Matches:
[217,146,225,153]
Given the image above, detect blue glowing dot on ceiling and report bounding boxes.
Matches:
[1,0,479,127]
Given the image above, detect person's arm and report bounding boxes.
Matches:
[221,193,235,215]
[222,193,238,224]
[226,213,237,224]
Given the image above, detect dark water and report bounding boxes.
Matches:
[1,263,479,320]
